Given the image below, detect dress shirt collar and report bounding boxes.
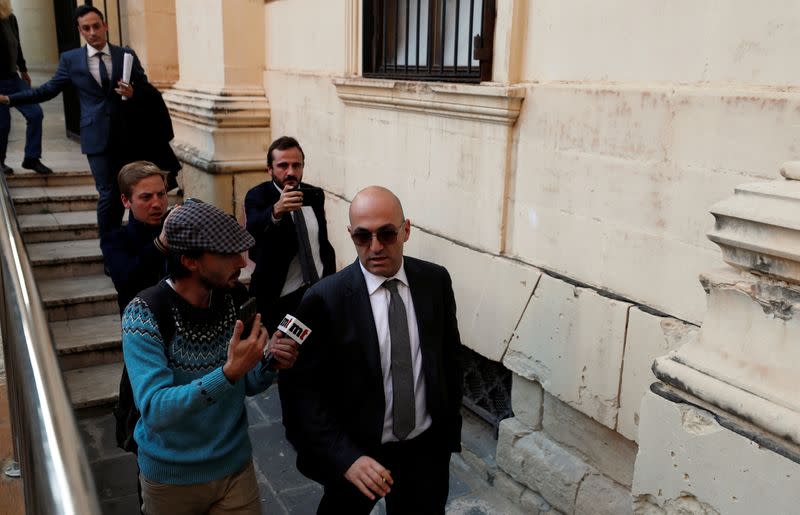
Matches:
[359,258,408,296]
[87,43,111,58]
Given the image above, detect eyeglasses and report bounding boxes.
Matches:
[273,161,304,172]
[350,225,402,247]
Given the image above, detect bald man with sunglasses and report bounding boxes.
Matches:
[279,186,464,515]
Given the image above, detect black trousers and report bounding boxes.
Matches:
[317,429,452,515]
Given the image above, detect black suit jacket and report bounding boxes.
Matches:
[244,181,336,312]
[279,257,463,484]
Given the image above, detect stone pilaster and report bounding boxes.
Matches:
[122,0,179,90]
[164,0,270,216]
[632,167,800,513]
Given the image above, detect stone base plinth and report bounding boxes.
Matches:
[633,390,800,514]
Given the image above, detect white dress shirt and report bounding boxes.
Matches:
[359,260,432,443]
[86,43,112,87]
[273,183,324,297]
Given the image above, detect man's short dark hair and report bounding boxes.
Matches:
[167,250,203,279]
[267,136,305,169]
[74,5,104,25]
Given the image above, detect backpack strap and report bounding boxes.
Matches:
[137,280,176,345]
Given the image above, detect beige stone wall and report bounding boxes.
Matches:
[10,0,58,71]
[256,1,800,512]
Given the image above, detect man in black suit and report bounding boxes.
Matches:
[244,136,335,331]
[0,5,147,235]
[279,186,464,514]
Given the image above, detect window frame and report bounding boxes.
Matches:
[363,0,496,84]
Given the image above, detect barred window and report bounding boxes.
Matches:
[363,0,496,83]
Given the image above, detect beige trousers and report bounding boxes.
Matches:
[140,460,261,515]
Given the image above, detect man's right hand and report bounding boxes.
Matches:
[344,456,393,501]
[272,187,303,220]
[0,95,9,105]
[223,313,269,382]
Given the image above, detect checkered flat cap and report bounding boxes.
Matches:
[166,200,254,254]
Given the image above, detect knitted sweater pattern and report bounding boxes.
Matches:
[122,287,275,485]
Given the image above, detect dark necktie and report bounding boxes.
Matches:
[383,279,415,440]
[98,52,110,93]
[293,208,319,285]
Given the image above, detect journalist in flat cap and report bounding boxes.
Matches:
[121,198,299,515]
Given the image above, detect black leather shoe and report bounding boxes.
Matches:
[22,158,53,175]
[0,161,11,175]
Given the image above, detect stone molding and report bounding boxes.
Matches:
[170,141,266,175]
[163,84,270,130]
[708,180,800,284]
[332,77,526,125]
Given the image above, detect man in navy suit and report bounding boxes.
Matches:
[280,186,464,514]
[0,5,147,235]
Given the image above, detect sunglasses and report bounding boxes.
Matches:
[350,225,402,247]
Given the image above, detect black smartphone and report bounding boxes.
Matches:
[238,297,258,339]
[299,186,325,207]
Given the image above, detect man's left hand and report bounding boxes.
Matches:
[265,331,299,370]
[20,72,31,86]
[115,81,133,98]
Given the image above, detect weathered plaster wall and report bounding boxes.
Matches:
[260,1,800,512]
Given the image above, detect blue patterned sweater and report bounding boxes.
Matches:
[122,284,276,485]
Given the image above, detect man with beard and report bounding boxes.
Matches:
[245,136,336,331]
[122,200,299,514]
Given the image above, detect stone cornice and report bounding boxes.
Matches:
[708,180,800,284]
[163,84,270,129]
[332,77,525,125]
[171,141,265,175]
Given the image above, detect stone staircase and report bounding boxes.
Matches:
[10,170,125,414]
[8,168,165,513]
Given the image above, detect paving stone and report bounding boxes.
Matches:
[279,483,324,514]
[51,314,122,355]
[28,238,101,265]
[78,413,127,463]
[100,493,139,515]
[248,421,313,493]
[91,452,138,500]
[247,387,284,425]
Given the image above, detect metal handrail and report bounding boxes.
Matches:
[0,174,100,514]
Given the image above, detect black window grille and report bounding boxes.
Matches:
[363,0,496,83]
[461,346,513,433]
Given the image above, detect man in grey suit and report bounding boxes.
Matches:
[0,5,146,235]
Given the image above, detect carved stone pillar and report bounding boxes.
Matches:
[632,167,800,514]
[163,0,269,216]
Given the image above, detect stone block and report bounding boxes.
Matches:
[492,470,525,504]
[618,308,697,442]
[403,230,541,361]
[575,473,633,515]
[543,393,636,487]
[497,418,590,514]
[504,274,631,428]
[511,374,544,430]
[632,391,800,515]
[522,1,800,85]
[520,488,553,515]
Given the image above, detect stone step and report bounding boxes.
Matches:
[11,185,98,214]
[51,314,122,371]
[39,273,117,322]
[4,169,94,188]
[29,238,104,281]
[65,362,123,410]
[18,211,98,243]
